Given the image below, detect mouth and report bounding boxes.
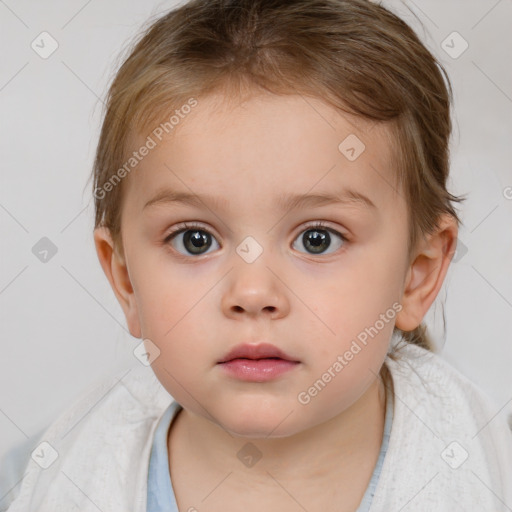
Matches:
[217,343,300,364]
[216,343,300,382]
[217,357,300,381]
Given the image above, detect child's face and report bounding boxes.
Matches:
[111,92,412,437]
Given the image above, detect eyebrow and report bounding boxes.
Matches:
[143,188,376,212]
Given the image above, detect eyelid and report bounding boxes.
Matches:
[163,221,219,244]
[164,220,348,241]
[163,219,350,259]
[297,220,349,241]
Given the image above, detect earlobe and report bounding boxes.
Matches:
[395,215,458,332]
[93,227,142,338]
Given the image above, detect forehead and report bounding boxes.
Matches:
[123,92,403,216]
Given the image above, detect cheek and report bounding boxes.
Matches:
[134,268,218,367]
[307,261,402,335]
[129,246,194,333]
[294,243,403,365]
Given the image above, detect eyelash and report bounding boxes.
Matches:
[163,221,349,256]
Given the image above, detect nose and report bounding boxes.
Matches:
[221,259,290,320]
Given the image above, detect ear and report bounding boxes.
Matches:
[93,227,141,338]
[395,215,458,332]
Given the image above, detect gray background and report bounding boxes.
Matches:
[1,0,511,505]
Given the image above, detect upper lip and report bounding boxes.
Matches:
[217,343,299,363]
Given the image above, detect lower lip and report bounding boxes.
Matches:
[217,358,300,381]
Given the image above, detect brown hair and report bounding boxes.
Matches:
[90,0,465,359]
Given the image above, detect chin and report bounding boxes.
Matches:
[225,423,295,439]
[217,408,306,439]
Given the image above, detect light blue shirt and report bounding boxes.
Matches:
[147,384,394,511]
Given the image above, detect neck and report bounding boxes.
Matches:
[168,373,388,486]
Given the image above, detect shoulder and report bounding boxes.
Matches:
[372,343,512,510]
[4,365,175,512]
[32,363,174,452]
[385,342,510,431]
[385,342,512,444]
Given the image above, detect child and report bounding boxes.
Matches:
[4,0,512,510]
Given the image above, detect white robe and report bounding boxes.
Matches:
[3,343,512,511]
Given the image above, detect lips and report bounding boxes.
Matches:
[217,343,299,364]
